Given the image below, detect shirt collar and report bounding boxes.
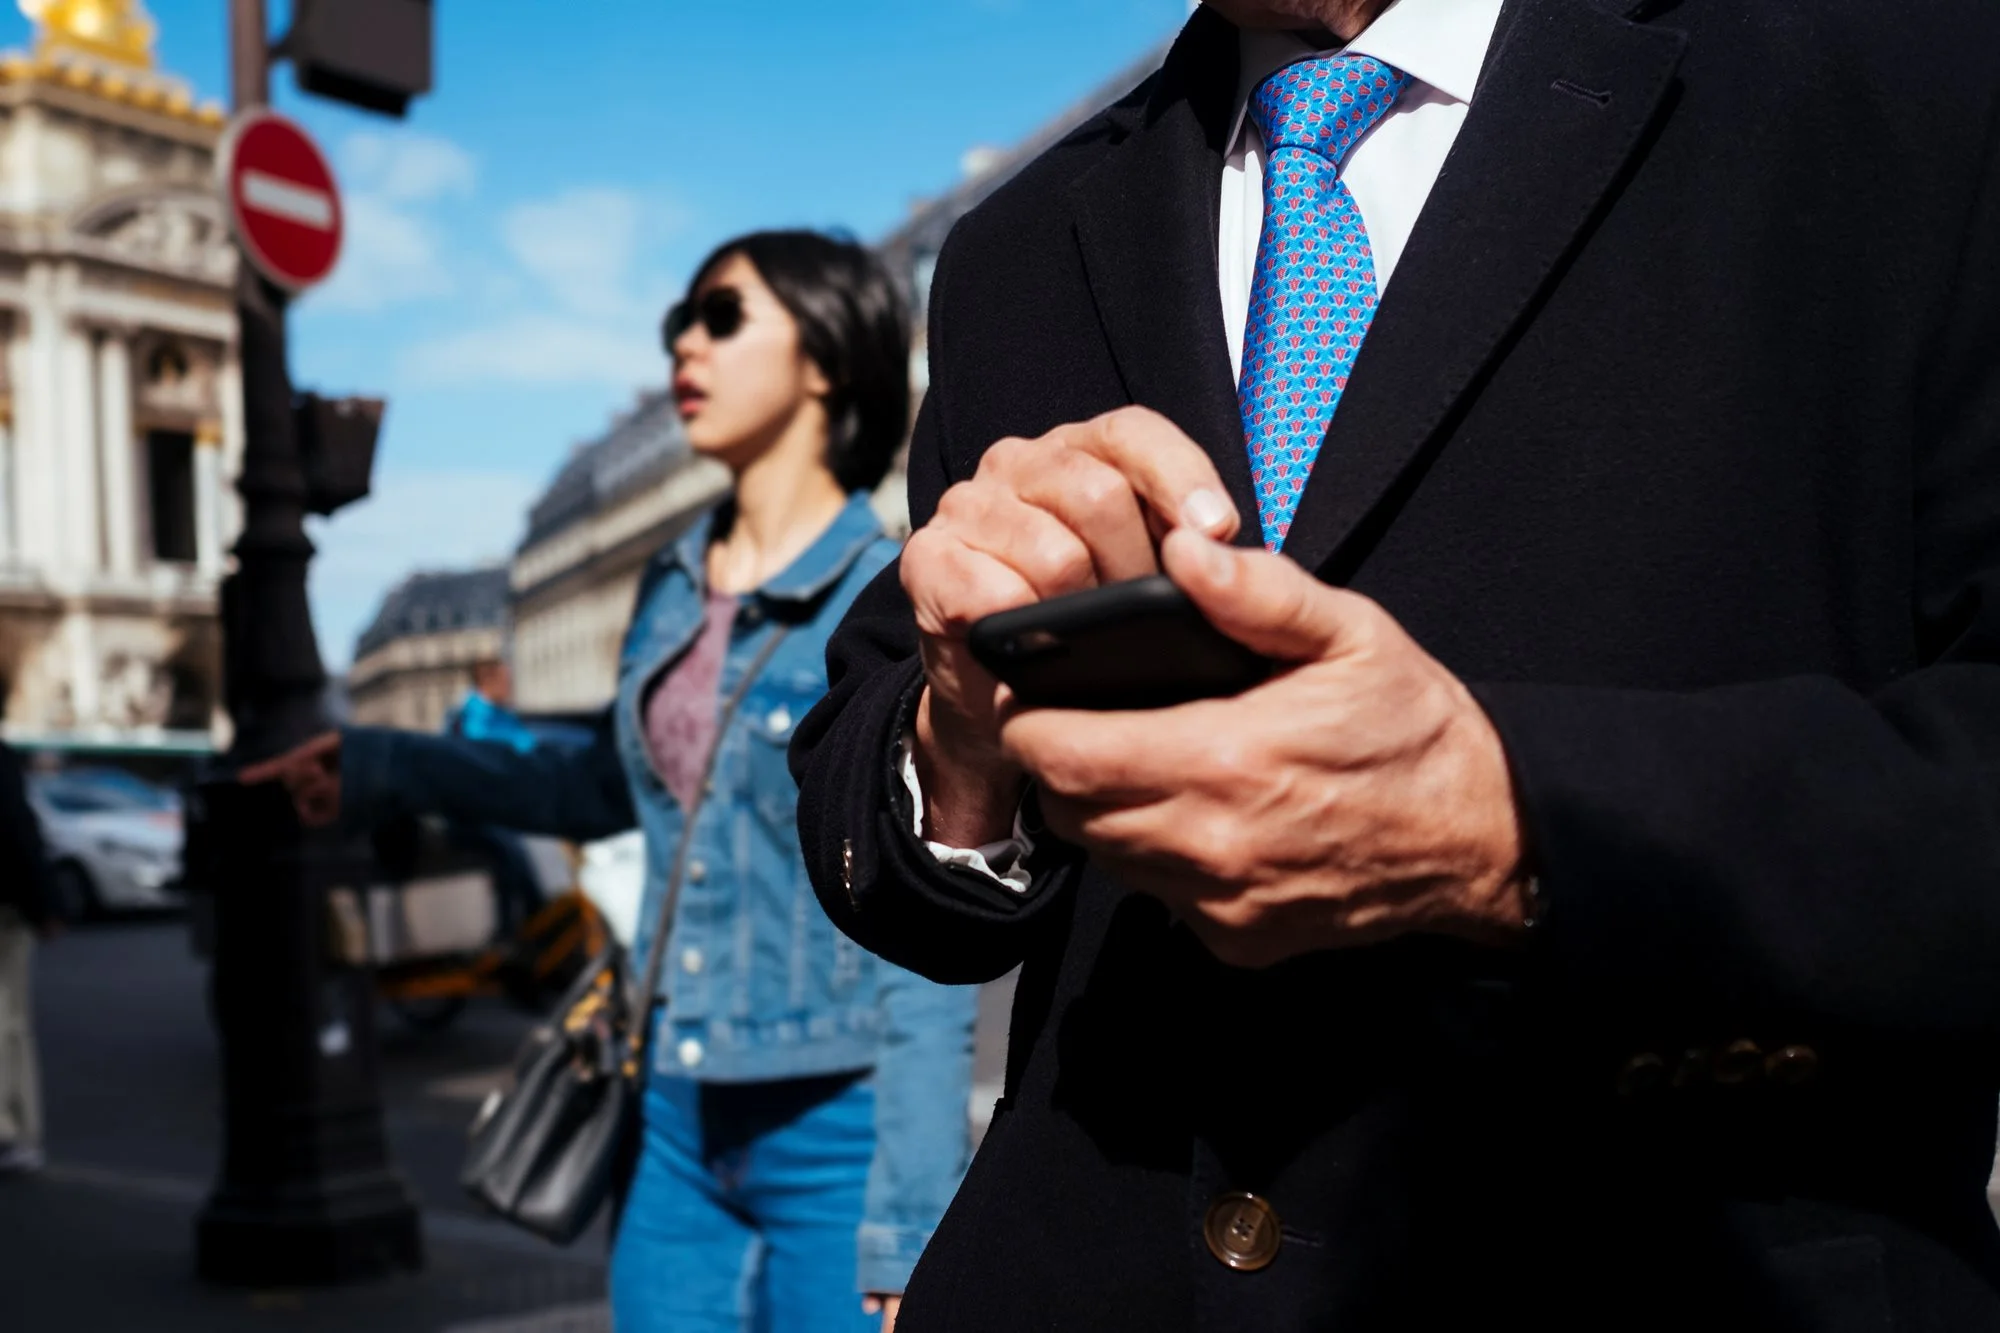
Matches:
[666,490,885,605]
[1228,0,1506,149]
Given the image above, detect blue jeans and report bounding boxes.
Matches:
[610,1071,882,1333]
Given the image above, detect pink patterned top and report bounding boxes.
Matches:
[642,587,737,808]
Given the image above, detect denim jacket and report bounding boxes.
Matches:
[342,492,976,1291]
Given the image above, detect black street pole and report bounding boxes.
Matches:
[190,0,421,1285]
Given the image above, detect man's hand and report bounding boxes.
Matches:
[901,407,1239,845]
[863,1294,901,1329]
[999,529,1530,967]
[239,730,343,828]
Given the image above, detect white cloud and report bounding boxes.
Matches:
[303,131,478,313]
[307,469,542,670]
[500,187,647,319]
[339,131,478,202]
[400,312,665,389]
[394,185,685,388]
[308,194,452,312]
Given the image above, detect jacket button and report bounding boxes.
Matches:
[1203,1192,1281,1272]
[1615,1053,1666,1098]
[676,1038,704,1068]
[1764,1044,1820,1087]
[767,705,792,733]
[681,948,703,975]
[687,860,706,884]
[1714,1039,1764,1085]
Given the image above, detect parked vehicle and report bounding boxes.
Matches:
[28,768,184,917]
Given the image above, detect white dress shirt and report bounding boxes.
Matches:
[1222,0,1505,376]
[910,0,1506,886]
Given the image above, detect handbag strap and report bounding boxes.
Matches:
[625,620,792,1066]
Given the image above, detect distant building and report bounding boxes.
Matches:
[0,0,239,754]
[509,389,727,713]
[346,566,510,734]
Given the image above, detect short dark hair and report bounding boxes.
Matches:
[681,230,911,493]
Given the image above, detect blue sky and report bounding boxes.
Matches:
[0,1,1189,665]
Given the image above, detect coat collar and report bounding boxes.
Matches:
[1070,7,1261,539]
[1282,0,1686,575]
[1067,0,1686,570]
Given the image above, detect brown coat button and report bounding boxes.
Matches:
[1714,1039,1764,1085]
[1764,1044,1820,1086]
[1204,1192,1281,1272]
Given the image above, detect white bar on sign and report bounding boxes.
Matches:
[241,170,335,230]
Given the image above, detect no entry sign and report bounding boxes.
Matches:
[219,110,343,291]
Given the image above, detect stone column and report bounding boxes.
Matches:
[215,348,246,552]
[194,418,224,576]
[95,330,137,577]
[56,315,101,574]
[13,266,60,570]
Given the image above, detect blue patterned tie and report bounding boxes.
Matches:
[1239,55,1409,550]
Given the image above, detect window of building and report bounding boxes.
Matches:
[146,429,197,564]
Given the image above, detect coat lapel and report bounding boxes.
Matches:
[1069,9,1262,537]
[1281,0,1688,577]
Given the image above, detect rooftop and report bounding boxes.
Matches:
[353,565,512,661]
[520,387,693,550]
[4,0,225,129]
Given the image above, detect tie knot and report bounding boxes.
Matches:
[1249,54,1408,167]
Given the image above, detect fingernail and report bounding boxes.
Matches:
[1180,488,1232,534]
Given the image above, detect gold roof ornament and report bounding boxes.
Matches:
[19,0,158,70]
[3,0,223,128]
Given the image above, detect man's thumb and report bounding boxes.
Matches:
[1161,528,1360,663]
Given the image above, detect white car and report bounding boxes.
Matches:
[28,769,185,917]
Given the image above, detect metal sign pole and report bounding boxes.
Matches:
[191,0,420,1286]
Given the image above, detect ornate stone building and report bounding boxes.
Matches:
[0,0,239,751]
[346,566,510,734]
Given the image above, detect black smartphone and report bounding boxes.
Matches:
[968,575,1273,710]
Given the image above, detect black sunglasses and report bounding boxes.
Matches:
[663,287,745,350]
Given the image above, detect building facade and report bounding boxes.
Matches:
[0,0,239,752]
[510,389,727,713]
[345,566,510,734]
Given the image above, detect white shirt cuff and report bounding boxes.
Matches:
[895,729,1036,894]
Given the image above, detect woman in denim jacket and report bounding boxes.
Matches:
[250,231,976,1332]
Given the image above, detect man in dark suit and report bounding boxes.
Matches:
[792,0,2000,1327]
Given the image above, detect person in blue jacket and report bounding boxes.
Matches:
[441,657,548,933]
[248,231,976,1333]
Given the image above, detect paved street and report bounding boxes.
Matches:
[0,917,1011,1332]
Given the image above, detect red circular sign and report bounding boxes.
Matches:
[219,110,343,291]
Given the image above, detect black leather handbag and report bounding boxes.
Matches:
[459,627,790,1243]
